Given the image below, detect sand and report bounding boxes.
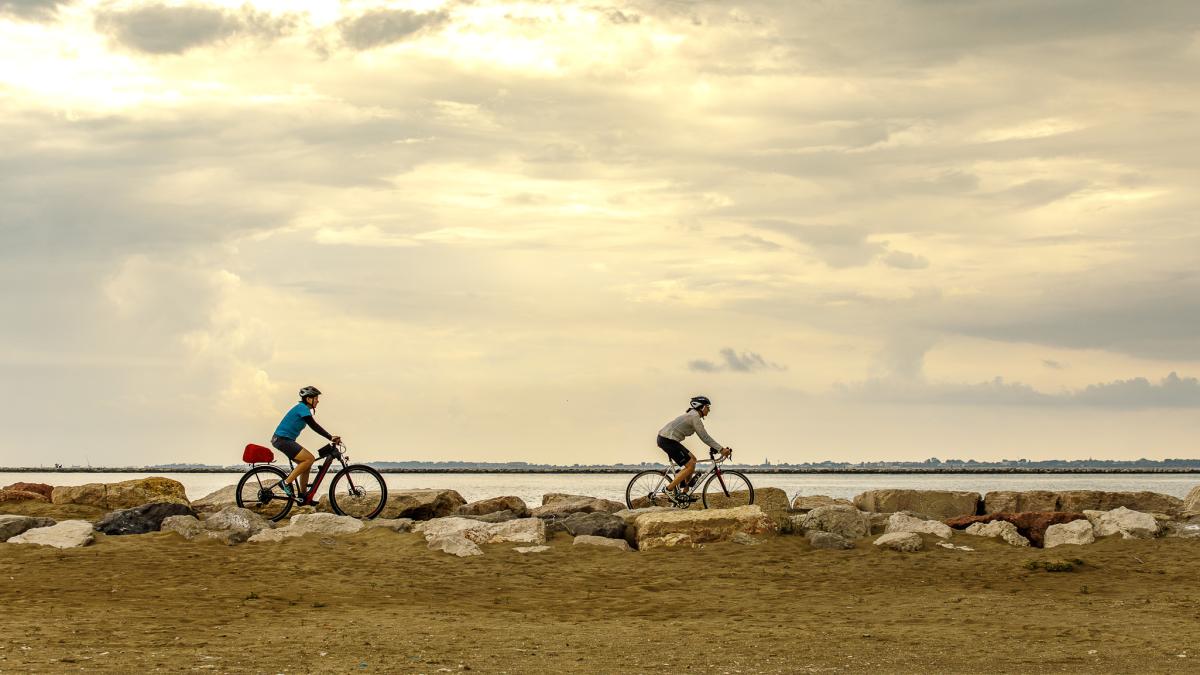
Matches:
[2,529,1199,673]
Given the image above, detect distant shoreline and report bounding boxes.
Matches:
[4,467,1200,475]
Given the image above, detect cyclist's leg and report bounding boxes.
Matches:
[657,436,693,490]
[288,449,315,493]
[667,451,697,491]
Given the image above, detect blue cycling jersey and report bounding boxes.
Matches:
[273,403,312,440]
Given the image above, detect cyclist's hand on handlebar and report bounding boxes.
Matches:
[720,447,732,458]
[331,435,342,444]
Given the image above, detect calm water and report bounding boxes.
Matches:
[5,472,1198,505]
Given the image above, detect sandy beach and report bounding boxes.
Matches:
[3,527,1199,673]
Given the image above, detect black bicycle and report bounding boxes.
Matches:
[235,441,387,521]
[625,448,754,510]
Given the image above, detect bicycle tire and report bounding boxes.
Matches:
[235,464,293,522]
[701,470,754,509]
[328,464,388,519]
[625,469,671,509]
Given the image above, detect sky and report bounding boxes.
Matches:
[2,0,1200,467]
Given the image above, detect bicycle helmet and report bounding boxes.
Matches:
[689,395,711,411]
[299,385,322,399]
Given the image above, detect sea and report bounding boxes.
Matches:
[4,471,1197,506]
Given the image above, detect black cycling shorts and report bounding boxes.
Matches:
[271,435,304,461]
[656,435,692,467]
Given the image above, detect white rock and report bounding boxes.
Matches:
[573,535,633,551]
[8,520,94,548]
[1044,519,1095,548]
[204,506,270,540]
[884,513,953,539]
[249,513,363,542]
[873,532,923,552]
[485,518,546,545]
[964,520,1031,547]
[633,505,776,550]
[161,515,206,540]
[514,545,550,554]
[1085,507,1159,539]
[191,485,239,514]
[363,518,415,532]
[427,535,483,557]
[936,541,975,551]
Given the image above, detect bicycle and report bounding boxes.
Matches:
[625,448,754,510]
[235,441,388,521]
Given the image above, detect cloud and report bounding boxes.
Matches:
[754,221,884,268]
[841,372,1200,409]
[1042,359,1065,370]
[881,250,929,270]
[95,4,294,54]
[339,9,450,50]
[0,0,71,22]
[688,348,786,373]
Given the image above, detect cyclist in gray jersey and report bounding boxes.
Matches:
[657,396,731,495]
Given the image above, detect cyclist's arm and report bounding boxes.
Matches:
[302,415,334,441]
[692,416,723,451]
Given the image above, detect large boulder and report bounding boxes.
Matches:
[873,532,923,552]
[853,489,980,519]
[163,506,273,544]
[633,505,776,550]
[808,531,854,550]
[574,535,632,551]
[204,506,272,541]
[944,512,1088,548]
[1085,507,1159,539]
[460,510,520,523]
[414,517,546,555]
[1044,519,1095,548]
[0,515,56,542]
[378,489,467,520]
[1183,485,1200,515]
[8,520,94,548]
[800,504,871,540]
[964,520,1030,547]
[94,502,196,535]
[191,485,239,514]
[531,495,624,518]
[3,483,54,500]
[791,495,854,511]
[0,488,50,504]
[249,513,363,542]
[885,513,953,539]
[457,496,529,518]
[988,490,1183,517]
[553,512,626,539]
[51,478,189,510]
[696,487,789,524]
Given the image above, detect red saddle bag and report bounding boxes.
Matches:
[243,443,274,463]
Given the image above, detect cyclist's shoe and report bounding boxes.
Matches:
[276,481,296,501]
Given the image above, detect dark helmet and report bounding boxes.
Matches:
[299,385,322,399]
[689,395,712,411]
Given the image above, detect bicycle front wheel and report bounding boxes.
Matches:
[235,465,293,522]
[701,470,754,509]
[328,464,388,519]
[625,469,672,509]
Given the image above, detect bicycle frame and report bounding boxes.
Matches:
[662,455,737,497]
[284,449,350,505]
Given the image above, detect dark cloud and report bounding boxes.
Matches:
[1042,359,1066,370]
[0,0,71,22]
[95,4,294,55]
[339,9,450,50]
[688,348,786,373]
[881,250,929,270]
[841,372,1200,408]
[754,221,884,267]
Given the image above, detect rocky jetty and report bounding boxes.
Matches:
[853,489,981,519]
[944,512,1088,548]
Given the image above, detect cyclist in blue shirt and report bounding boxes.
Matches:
[271,386,340,503]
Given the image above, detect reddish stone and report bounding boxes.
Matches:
[0,489,51,504]
[4,483,53,500]
[944,512,1088,548]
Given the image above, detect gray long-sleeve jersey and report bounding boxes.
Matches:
[658,410,723,451]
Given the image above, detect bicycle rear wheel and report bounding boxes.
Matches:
[701,470,754,509]
[328,464,388,519]
[235,465,293,522]
[625,469,672,509]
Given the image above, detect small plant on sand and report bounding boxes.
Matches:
[1025,558,1088,572]
[1080,585,1090,594]
[312,601,326,608]
[244,591,259,600]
